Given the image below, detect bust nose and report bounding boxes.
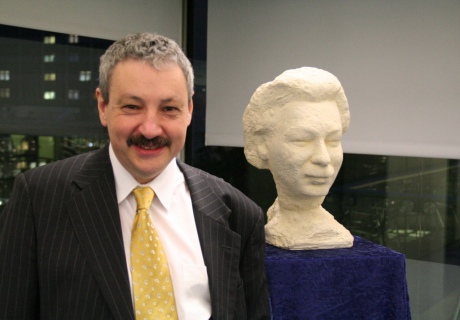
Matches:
[310,141,331,166]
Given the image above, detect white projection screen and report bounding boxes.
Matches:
[206,0,460,159]
[0,0,182,42]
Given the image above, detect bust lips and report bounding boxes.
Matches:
[304,173,335,185]
[309,177,331,185]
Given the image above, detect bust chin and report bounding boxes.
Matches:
[265,199,354,250]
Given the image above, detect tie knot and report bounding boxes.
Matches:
[133,186,154,211]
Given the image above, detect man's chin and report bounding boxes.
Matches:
[133,169,164,184]
[127,156,172,184]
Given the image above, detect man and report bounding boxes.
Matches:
[243,67,353,250]
[0,32,270,319]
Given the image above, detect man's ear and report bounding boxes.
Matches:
[186,97,194,126]
[96,88,108,127]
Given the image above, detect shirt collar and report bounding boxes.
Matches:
[109,143,183,212]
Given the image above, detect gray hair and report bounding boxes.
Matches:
[98,32,194,102]
[243,67,350,169]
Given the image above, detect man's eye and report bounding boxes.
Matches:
[164,106,179,112]
[123,105,138,110]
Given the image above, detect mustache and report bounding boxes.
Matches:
[127,135,171,149]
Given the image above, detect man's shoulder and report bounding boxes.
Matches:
[176,160,225,184]
[177,160,262,211]
[22,147,109,181]
[177,160,241,194]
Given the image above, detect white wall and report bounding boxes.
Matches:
[0,0,182,41]
[207,0,460,159]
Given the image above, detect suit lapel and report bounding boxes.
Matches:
[68,154,240,318]
[68,146,134,320]
[178,161,241,318]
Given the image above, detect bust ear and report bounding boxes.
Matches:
[244,140,269,169]
[257,143,269,161]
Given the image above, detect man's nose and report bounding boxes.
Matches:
[139,110,162,138]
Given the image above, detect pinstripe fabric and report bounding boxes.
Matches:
[0,146,133,320]
[178,162,271,320]
[0,145,270,320]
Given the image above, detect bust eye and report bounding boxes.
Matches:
[291,139,310,145]
[327,140,341,147]
[325,132,342,147]
[286,133,314,143]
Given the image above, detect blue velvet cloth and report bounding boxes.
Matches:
[265,236,411,320]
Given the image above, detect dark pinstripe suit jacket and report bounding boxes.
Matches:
[0,145,270,320]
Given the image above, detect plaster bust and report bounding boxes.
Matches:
[243,67,354,250]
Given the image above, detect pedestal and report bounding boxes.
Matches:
[265,236,411,319]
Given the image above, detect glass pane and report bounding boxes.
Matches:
[0,24,112,138]
[189,146,460,319]
[0,24,112,211]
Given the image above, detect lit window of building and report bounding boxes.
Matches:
[44,55,55,63]
[44,91,56,100]
[0,88,11,98]
[0,70,10,81]
[44,73,56,81]
[44,36,56,44]
[69,35,79,43]
[68,90,79,100]
[79,71,91,81]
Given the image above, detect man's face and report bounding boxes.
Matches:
[266,100,343,199]
[96,59,193,184]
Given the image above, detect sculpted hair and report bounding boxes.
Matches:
[243,67,350,169]
[98,32,194,103]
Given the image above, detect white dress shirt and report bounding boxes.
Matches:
[109,144,211,319]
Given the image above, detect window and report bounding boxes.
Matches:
[69,35,79,44]
[44,55,55,63]
[79,71,91,81]
[44,36,56,44]
[68,90,79,100]
[44,73,56,81]
[0,70,10,81]
[44,91,56,100]
[0,88,10,98]
[68,53,80,63]
[0,23,113,216]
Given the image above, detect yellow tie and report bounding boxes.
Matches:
[131,186,178,320]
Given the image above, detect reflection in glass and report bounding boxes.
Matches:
[0,24,112,212]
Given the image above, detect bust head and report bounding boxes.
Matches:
[243,67,350,200]
[243,67,353,250]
